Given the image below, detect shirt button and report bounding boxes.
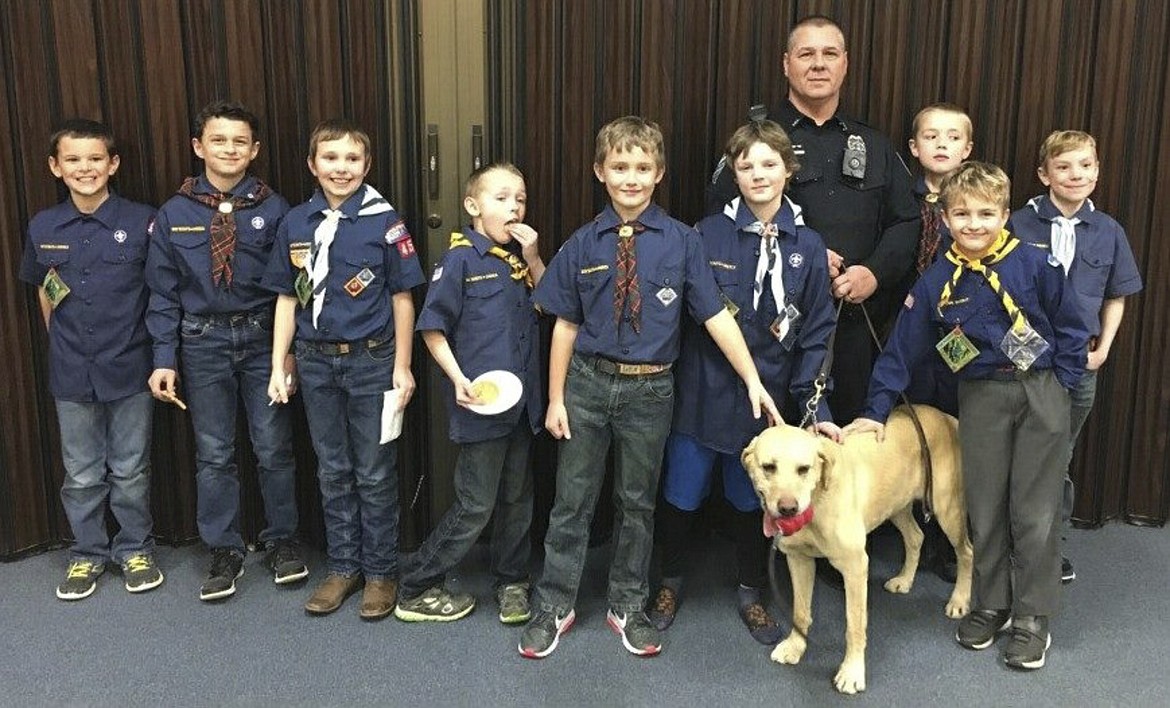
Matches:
[83,268,91,275]
[87,327,94,334]
[622,347,630,354]
[664,278,671,285]
[85,298,93,305]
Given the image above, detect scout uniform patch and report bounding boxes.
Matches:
[936,326,979,372]
[344,267,376,297]
[43,268,71,309]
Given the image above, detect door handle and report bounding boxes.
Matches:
[427,123,440,200]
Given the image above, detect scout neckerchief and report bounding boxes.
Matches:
[309,185,393,329]
[916,191,944,274]
[940,229,1029,335]
[176,176,273,288]
[1028,196,1093,277]
[614,221,644,333]
[727,195,804,343]
[448,231,533,287]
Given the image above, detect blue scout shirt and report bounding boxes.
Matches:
[864,236,1088,422]
[415,226,544,444]
[1009,195,1143,338]
[262,185,426,344]
[673,197,835,454]
[19,194,155,402]
[146,174,290,369]
[533,203,724,364]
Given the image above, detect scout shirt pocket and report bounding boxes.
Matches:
[462,272,506,322]
[100,237,148,298]
[35,243,72,270]
[169,227,211,279]
[575,263,613,317]
[643,262,684,328]
[342,246,384,298]
[1074,250,1112,300]
[710,263,743,319]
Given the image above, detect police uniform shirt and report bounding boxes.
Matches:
[1009,195,1143,338]
[262,185,426,344]
[706,99,920,296]
[864,241,1089,422]
[19,194,155,402]
[673,197,836,454]
[415,226,544,444]
[533,203,724,365]
[146,174,290,369]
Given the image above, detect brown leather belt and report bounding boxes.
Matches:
[591,356,671,376]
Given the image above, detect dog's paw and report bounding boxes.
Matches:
[833,659,866,694]
[883,575,914,594]
[945,596,970,619]
[771,635,807,665]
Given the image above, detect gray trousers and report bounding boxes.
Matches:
[958,369,1069,617]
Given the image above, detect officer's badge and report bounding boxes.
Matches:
[252,216,265,230]
[113,230,127,243]
[656,287,677,307]
[788,252,804,268]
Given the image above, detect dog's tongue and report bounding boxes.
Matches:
[763,506,815,538]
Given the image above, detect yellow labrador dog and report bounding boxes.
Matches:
[741,405,972,694]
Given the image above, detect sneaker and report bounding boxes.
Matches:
[1061,557,1076,584]
[122,554,164,593]
[200,548,245,601]
[740,602,784,645]
[648,586,680,631]
[265,539,309,585]
[56,559,104,601]
[1003,615,1051,670]
[606,609,662,657]
[394,585,475,622]
[496,582,531,624]
[518,609,576,659]
[955,608,1012,650]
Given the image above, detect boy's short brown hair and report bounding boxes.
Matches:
[307,118,372,160]
[465,161,525,199]
[911,102,973,139]
[939,161,1011,211]
[594,116,665,168]
[1038,130,1097,167]
[193,100,260,141]
[723,120,800,175]
[49,118,117,158]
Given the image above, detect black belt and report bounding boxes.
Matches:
[183,306,271,326]
[299,338,389,356]
[588,355,671,376]
[986,367,1042,382]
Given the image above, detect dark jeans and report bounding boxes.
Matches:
[180,309,297,552]
[534,353,674,616]
[401,421,534,598]
[1063,370,1098,525]
[56,391,154,564]
[296,341,399,580]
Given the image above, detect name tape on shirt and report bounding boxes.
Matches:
[709,260,737,270]
[580,264,610,275]
[171,225,206,233]
[465,272,499,283]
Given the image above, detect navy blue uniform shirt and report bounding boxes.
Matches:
[262,185,426,344]
[1009,195,1143,338]
[673,197,835,453]
[19,194,155,402]
[865,236,1089,422]
[146,174,290,369]
[533,203,725,364]
[415,226,544,444]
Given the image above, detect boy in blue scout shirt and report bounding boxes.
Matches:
[394,162,546,625]
[845,162,1088,671]
[19,119,162,600]
[1009,130,1143,584]
[265,119,426,620]
[652,120,839,643]
[146,100,306,602]
[519,116,781,659]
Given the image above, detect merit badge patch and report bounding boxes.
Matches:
[294,270,312,307]
[251,216,265,230]
[344,268,376,297]
[43,267,71,309]
[397,237,415,258]
[788,252,804,268]
[431,266,444,282]
[113,229,127,243]
[656,286,678,307]
[385,220,409,245]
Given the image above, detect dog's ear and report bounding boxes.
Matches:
[741,435,759,472]
[816,436,835,492]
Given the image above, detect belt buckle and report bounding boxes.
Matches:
[337,342,351,355]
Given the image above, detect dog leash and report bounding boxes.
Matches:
[798,299,844,429]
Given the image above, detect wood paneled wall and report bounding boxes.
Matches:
[515,0,1170,527]
[0,0,429,558]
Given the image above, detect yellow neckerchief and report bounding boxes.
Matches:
[449,231,532,287]
[940,229,1028,333]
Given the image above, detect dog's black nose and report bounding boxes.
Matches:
[778,504,798,517]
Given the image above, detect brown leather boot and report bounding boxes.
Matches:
[359,578,398,620]
[304,573,362,615]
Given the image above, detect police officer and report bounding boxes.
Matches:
[707,15,920,423]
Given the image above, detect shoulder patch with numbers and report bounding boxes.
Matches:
[385,220,410,244]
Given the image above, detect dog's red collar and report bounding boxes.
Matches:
[763,506,815,538]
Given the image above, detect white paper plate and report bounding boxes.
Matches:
[467,370,523,416]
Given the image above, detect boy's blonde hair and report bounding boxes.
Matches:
[465,161,524,199]
[939,161,1011,211]
[594,116,664,168]
[1038,130,1097,167]
[307,118,372,160]
[724,120,801,175]
[911,102,973,139]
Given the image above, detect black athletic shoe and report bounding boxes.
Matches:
[200,548,244,601]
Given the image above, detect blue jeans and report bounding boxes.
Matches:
[180,308,298,552]
[401,421,534,598]
[535,354,674,616]
[1063,370,1098,525]
[296,341,399,579]
[56,391,154,564]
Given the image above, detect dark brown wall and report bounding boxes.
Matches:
[0,0,429,558]
[515,0,1170,527]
